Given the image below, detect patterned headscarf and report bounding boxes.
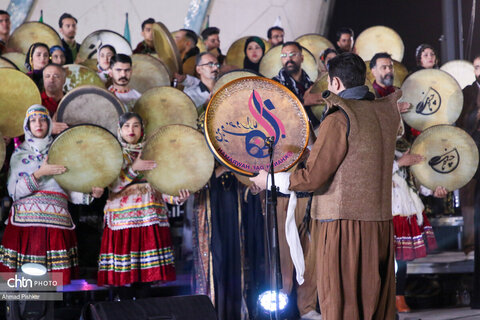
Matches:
[117,112,145,155]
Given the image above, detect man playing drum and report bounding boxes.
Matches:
[108,54,141,112]
[133,18,156,54]
[252,53,400,320]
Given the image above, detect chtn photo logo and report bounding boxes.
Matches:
[6,274,57,289]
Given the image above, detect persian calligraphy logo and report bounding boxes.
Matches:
[428,148,460,174]
[215,90,286,158]
[416,87,442,115]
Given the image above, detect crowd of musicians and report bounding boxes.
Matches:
[0,8,480,320]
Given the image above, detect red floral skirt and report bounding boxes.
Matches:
[0,222,79,285]
[393,212,437,261]
[97,224,176,286]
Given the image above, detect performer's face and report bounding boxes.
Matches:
[337,33,353,52]
[0,13,10,38]
[420,48,436,69]
[246,41,263,64]
[474,57,480,83]
[120,117,142,144]
[281,45,303,75]
[142,24,154,43]
[43,65,66,94]
[29,115,48,138]
[197,54,219,81]
[110,62,132,87]
[372,57,394,87]
[204,34,220,51]
[60,18,77,40]
[51,49,66,65]
[269,30,284,46]
[98,47,114,70]
[32,46,49,70]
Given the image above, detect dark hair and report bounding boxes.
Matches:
[267,26,284,39]
[43,63,66,76]
[99,44,117,56]
[49,45,65,55]
[282,41,302,52]
[119,112,143,128]
[0,10,9,16]
[195,52,214,66]
[180,29,198,45]
[415,43,437,67]
[473,54,480,62]
[58,13,77,28]
[109,54,132,68]
[25,42,50,71]
[141,18,155,31]
[336,27,354,42]
[328,52,366,89]
[320,48,337,62]
[369,52,392,69]
[201,27,220,40]
[244,36,265,54]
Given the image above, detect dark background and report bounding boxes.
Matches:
[327,0,480,71]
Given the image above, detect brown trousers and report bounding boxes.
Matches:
[276,196,317,315]
[315,219,396,320]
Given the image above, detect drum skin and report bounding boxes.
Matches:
[1,52,28,73]
[56,85,125,136]
[133,86,197,137]
[295,33,334,64]
[152,22,182,75]
[400,69,463,131]
[48,125,124,193]
[205,77,309,176]
[7,22,62,54]
[130,54,171,94]
[77,29,132,61]
[410,125,479,191]
[0,69,41,137]
[440,60,476,89]
[212,69,260,94]
[354,25,405,62]
[142,124,214,196]
[63,64,105,92]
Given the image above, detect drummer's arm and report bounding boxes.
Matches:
[289,111,347,192]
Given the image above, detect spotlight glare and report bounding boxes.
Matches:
[258,290,288,312]
[21,263,47,276]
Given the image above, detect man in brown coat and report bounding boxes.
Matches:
[252,52,400,320]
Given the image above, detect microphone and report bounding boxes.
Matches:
[264,136,275,145]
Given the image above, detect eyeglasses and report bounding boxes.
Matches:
[199,62,221,68]
[280,52,301,58]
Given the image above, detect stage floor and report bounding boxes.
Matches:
[399,307,480,320]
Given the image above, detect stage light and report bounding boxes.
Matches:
[21,263,47,276]
[258,290,288,312]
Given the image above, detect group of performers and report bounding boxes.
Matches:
[0,8,478,320]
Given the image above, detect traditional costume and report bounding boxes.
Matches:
[0,105,92,285]
[97,120,179,286]
[108,86,141,112]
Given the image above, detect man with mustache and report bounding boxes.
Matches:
[175,52,219,110]
[273,41,324,128]
[370,52,396,98]
[108,54,141,112]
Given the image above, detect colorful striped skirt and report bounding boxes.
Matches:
[97,224,175,286]
[393,212,437,261]
[0,222,79,285]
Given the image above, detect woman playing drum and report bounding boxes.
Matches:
[97,112,189,287]
[0,105,104,284]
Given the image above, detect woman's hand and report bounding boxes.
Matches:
[433,186,448,198]
[397,149,424,167]
[34,156,66,179]
[91,187,104,198]
[132,152,157,172]
[177,189,190,204]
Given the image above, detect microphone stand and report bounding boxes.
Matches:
[265,137,282,319]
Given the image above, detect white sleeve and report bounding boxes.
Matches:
[181,75,200,88]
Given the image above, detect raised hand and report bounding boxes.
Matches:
[132,152,157,172]
[34,156,66,179]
